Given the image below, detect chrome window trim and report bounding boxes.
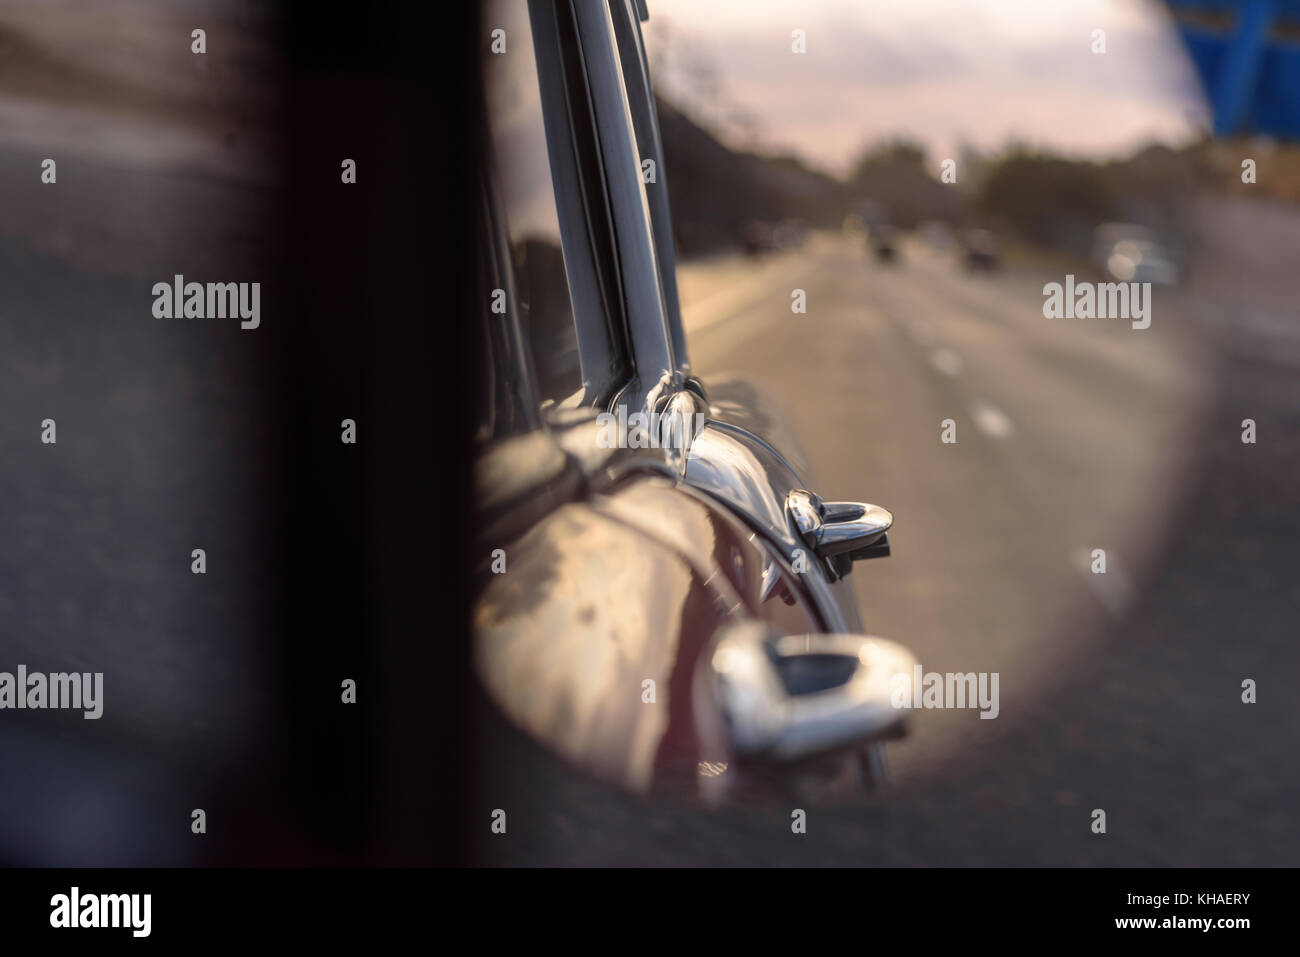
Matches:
[608,0,689,375]
[572,0,678,414]
[525,0,631,409]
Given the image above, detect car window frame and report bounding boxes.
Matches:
[482,0,640,423]
[569,0,680,414]
[527,0,637,411]
[606,0,689,376]
[483,0,690,430]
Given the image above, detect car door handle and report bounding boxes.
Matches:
[705,622,917,761]
[786,489,892,560]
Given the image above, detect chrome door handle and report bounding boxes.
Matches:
[706,622,917,761]
[787,489,892,560]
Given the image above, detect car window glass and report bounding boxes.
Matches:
[484,0,583,411]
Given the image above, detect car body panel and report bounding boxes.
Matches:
[474,469,822,793]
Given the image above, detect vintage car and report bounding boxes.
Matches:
[474,0,917,801]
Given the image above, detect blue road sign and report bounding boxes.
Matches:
[1165,0,1300,137]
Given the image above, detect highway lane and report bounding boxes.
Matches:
[679,234,1215,778]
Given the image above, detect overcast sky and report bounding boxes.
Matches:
[642,0,1211,177]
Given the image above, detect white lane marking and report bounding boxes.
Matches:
[930,347,963,376]
[971,401,1014,438]
[1072,547,1135,619]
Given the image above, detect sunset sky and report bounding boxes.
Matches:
[642,0,1211,177]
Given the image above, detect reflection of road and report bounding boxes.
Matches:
[478,229,1300,865]
[681,233,1216,778]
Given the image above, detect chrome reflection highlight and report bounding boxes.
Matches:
[707,622,918,761]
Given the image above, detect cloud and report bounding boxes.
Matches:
[644,0,1208,175]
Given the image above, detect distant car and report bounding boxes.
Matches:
[918,220,954,251]
[772,219,807,251]
[868,223,899,262]
[1090,223,1177,285]
[961,228,1000,271]
[740,219,779,256]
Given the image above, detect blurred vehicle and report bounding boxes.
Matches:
[1091,222,1178,285]
[961,228,1001,271]
[477,0,915,801]
[868,222,900,262]
[772,218,808,251]
[851,199,895,261]
[740,218,779,256]
[918,219,954,251]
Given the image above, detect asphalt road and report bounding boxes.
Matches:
[474,225,1300,866]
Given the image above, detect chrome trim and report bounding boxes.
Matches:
[786,488,824,549]
[786,489,893,558]
[574,0,677,413]
[609,0,689,372]
[708,623,917,761]
[682,422,861,633]
[686,425,801,552]
[527,0,629,407]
